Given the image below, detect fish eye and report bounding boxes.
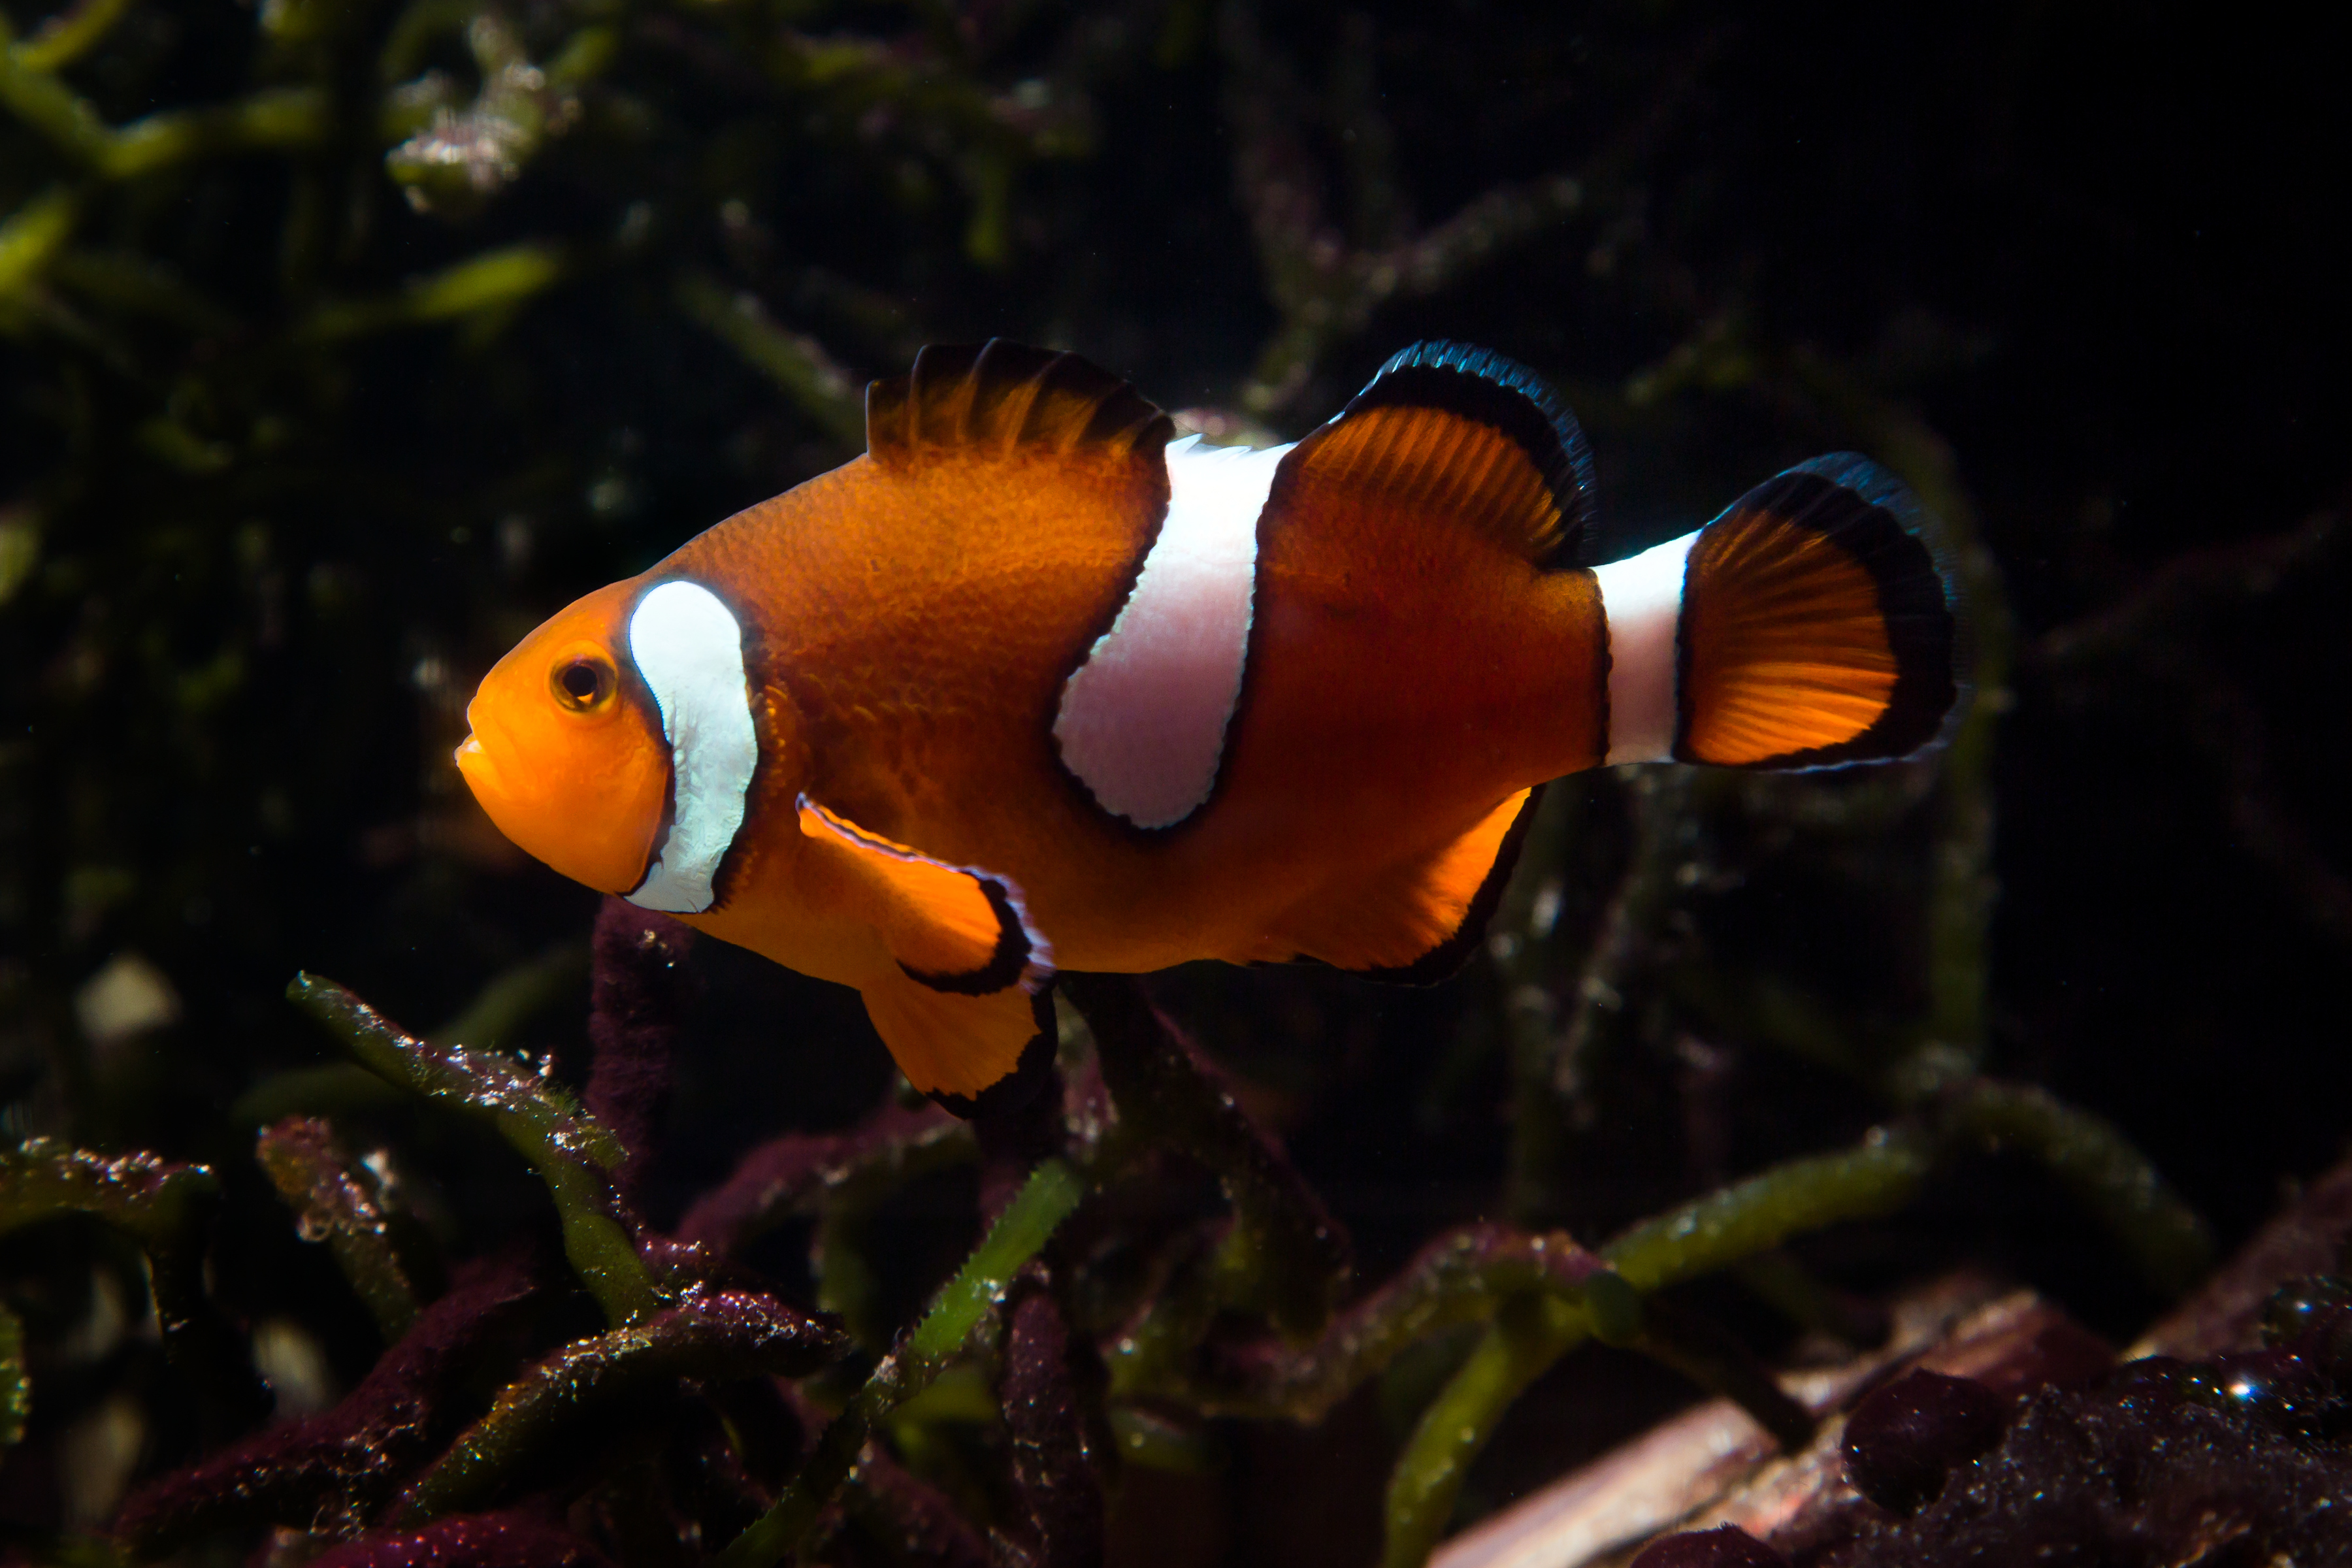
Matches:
[551,654,617,712]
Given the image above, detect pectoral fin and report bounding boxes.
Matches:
[798,797,1050,990]
[797,796,1056,1113]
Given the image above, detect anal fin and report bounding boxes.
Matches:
[1254,787,1542,983]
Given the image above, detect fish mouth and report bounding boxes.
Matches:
[453,732,501,802]
[453,730,534,860]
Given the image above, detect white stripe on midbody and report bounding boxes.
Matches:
[625,580,758,913]
[1594,530,1699,766]
[1053,435,1292,828]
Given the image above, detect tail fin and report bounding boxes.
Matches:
[1593,455,1961,770]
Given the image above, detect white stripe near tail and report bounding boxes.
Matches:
[1594,531,1699,765]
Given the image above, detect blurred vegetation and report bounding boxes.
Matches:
[2,1,2349,1565]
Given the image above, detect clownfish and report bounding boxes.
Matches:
[456,341,1958,1115]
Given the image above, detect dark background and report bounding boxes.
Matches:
[2,1,2347,1556]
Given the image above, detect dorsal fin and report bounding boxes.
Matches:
[1279,341,1598,566]
[865,340,1174,468]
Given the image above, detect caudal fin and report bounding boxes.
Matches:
[1593,455,1961,770]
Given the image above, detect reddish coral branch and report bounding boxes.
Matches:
[394,1286,849,1524]
[1192,1222,1603,1420]
[303,1509,613,1567]
[999,1279,1106,1568]
[840,1444,994,1567]
[1062,975,1351,1342]
[116,1250,546,1554]
[585,897,697,1193]
[776,1366,994,1565]
[676,1098,969,1256]
[257,1115,440,1341]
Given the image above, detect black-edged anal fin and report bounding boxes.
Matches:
[1253,787,1543,982]
[1270,341,1597,566]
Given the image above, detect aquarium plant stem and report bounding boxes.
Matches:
[1062,973,1350,1340]
[1549,768,1699,1108]
[287,972,662,1328]
[0,1301,25,1454]
[0,1137,265,1422]
[394,1288,844,1525]
[1490,783,1577,1226]
[1939,1077,2213,1296]
[255,1116,423,1342]
[1380,1126,1933,1568]
[715,1156,1088,1568]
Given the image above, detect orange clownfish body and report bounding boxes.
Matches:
[458,341,1959,1115]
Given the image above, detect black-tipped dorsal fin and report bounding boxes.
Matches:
[865,340,1174,468]
[1279,341,1598,567]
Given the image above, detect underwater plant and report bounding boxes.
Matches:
[4,2,2350,1565]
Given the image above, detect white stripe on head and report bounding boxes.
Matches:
[1594,530,1699,766]
[625,580,757,913]
[1053,435,1292,828]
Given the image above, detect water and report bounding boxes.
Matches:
[0,5,2345,1563]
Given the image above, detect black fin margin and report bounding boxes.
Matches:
[1343,341,1599,566]
[1354,785,1548,987]
[1680,455,1965,770]
[898,873,1034,997]
[926,987,1057,1119]
[802,792,1051,996]
[866,338,1172,463]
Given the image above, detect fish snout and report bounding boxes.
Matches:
[453,723,517,825]
[447,674,670,895]
[453,729,493,789]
